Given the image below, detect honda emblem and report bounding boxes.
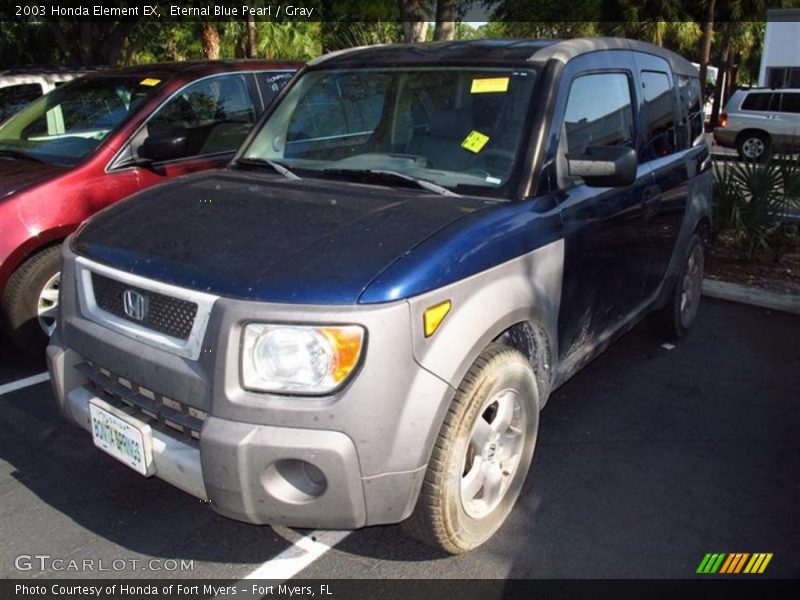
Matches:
[122,289,148,321]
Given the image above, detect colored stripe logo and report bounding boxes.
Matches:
[697,553,773,574]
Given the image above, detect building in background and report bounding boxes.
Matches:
[759,9,800,88]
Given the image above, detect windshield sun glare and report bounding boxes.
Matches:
[241,67,537,199]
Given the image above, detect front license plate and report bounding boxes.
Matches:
[89,401,151,475]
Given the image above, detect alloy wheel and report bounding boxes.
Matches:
[680,245,703,328]
[460,388,527,519]
[36,272,60,337]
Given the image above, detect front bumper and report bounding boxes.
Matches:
[49,331,370,528]
[47,247,454,529]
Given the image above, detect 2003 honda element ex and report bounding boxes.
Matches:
[48,39,712,554]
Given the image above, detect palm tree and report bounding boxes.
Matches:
[610,0,699,47]
[398,0,430,42]
[698,0,716,90]
[200,23,220,59]
[256,23,321,60]
[434,0,459,41]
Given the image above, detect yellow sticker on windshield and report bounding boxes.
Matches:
[140,78,161,87]
[471,77,509,93]
[461,130,490,153]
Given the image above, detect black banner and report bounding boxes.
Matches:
[4,579,800,600]
[0,0,796,23]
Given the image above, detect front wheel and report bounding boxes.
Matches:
[1,245,62,358]
[649,234,704,340]
[402,343,540,554]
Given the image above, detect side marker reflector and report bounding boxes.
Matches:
[424,300,452,337]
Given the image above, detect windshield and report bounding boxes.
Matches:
[239,67,536,198]
[0,76,160,165]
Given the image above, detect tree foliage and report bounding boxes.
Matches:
[0,0,791,125]
[0,21,139,66]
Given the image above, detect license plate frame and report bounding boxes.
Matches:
[89,399,153,476]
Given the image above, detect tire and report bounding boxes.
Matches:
[648,234,704,340]
[402,343,540,554]
[736,131,770,162]
[0,245,62,358]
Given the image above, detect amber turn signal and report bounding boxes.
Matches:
[423,300,452,337]
[320,326,364,383]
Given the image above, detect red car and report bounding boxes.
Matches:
[0,60,297,355]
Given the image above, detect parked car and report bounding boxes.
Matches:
[0,68,93,123]
[714,87,800,160]
[48,39,712,554]
[1,60,298,355]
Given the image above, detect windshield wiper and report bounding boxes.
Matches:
[0,149,44,163]
[322,168,459,197]
[236,157,301,180]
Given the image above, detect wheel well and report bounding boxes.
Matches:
[0,239,64,299]
[494,320,553,404]
[735,129,770,146]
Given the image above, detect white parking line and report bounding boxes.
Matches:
[1,369,348,585]
[217,528,351,598]
[0,372,50,396]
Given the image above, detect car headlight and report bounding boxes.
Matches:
[241,324,365,394]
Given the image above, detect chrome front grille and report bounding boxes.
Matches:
[91,273,198,341]
[78,361,205,443]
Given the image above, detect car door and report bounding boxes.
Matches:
[131,73,259,187]
[776,92,800,148]
[548,52,655,369]
[634,54,692,299]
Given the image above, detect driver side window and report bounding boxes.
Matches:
[563,72,634,155]
[135,74,255,161]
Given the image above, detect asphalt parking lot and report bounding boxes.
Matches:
[1,297,798,581]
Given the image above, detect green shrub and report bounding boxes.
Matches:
[713,151,799,261]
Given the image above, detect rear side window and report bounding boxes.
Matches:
[256,71,294,105]
[677,74,703,146]
[741,93,777,112]
[563,72,634,155]
[780,93,800,114]
[641,70,676,160]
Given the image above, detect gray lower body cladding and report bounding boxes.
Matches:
[48,239,566,529]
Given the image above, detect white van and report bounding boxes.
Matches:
[0,69,91,122]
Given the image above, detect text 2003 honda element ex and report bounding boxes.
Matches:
[48,39,711,554]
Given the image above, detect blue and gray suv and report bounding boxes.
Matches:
[48,38,712,554]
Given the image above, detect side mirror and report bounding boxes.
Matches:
[566,146,637,187]
[138,132,187,163]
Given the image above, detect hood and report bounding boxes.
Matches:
[0,157,69,199]
[73,170,490,304]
